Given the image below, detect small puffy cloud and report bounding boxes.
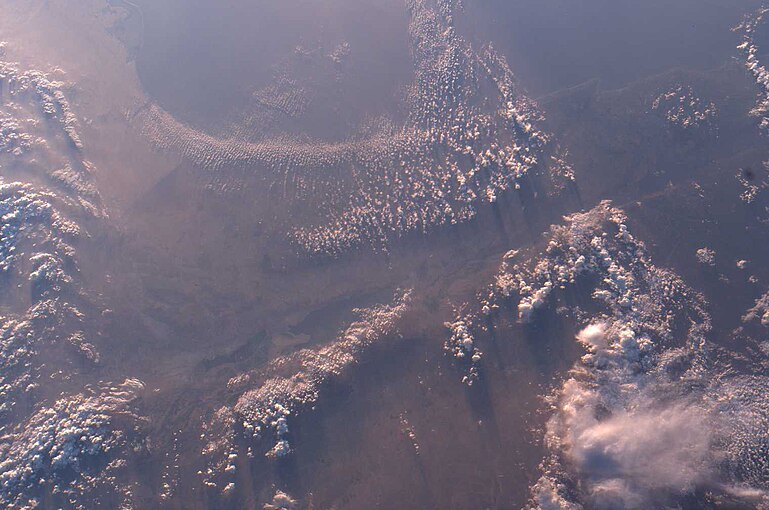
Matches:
[696,247,716,266]
[575,322,608,350]
[264,489,297,510]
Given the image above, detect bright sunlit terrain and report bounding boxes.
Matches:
[2,0,769,508]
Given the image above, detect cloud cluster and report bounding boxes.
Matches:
[199,290,412,493]
[736,8,769,132]
[138,0,571,256]
[0,180,103,422]
[517,211,769,509]
[0,48,104,216]
[447,201,769,508]
[0,50,142,508]
[548,322,716,509]
[0,58,83,151]
[0,379,146,510]
[444,313,482,385]
[651,85,717,130]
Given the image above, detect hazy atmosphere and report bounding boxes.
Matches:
[2,1,769,508]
